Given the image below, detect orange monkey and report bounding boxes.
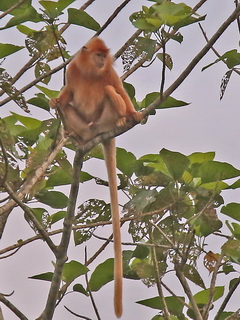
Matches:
[50,37,142,318]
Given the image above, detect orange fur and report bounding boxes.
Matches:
[50,37,142,318]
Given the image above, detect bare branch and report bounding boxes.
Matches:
[0,293,28,320]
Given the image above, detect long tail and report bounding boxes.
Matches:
[103,138,123,318]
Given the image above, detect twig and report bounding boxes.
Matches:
[0,0,26,20]
[84,247,101,320]
[0,293,28,320]
[202,253,224,320]
[141,3,240,119]
[0,136,67,238]
[3,182,57,255]
[64,305,92,319]
[151,231,171,320]
[175,267,203,320]
[38,150,83,320]
[95,0,132,37]
[214,276,240,320]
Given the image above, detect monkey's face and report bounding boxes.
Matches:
[92,52,107,69]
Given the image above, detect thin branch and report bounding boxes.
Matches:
[84,247,101,320]
[64,305,92,320]
[151,232,171,320]
[0,136,67,238]
[60,0,96,34]
[3,182,57,255]
[0,293,28,320]
[38,150,83,320]
[202,253,224,320]
[175,267,203,320]
[199,22,240,76]
[95,0,132,37]
[214,276,240,320]
[0,0,26,19]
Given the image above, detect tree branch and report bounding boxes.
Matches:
[0,293,28,320]
[38,150,83,320]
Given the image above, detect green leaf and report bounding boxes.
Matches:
[27,93,50,111]
[68,8,100,31]
[49,210,66,224]
[222,239,240,264]
[188,152,215,164]
[191,161,240,184]
[73,283,89,296]
[11,112,41,130]
[193,286,224,305]
[0,43,24,58]
[137,296,185,317]
[35,190,68,209]
[117,148,136,177]
[190,210,222,237]
[88,258,114,291]
[183,264,206,289]
[160,148,190,180]
[221,203,240,222]
[36,85,59,98]
[29,272,53,282]
[1,3,41,29]
[156,53,173,70]
[125,189,158,212]
[141,93,189,110]
[62,260,88,284]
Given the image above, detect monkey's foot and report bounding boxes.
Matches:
[49,98,61,109]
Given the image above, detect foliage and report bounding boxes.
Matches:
[0,0,240,320]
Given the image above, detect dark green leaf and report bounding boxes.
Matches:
[160,148,190,180]
[29,272,53,282]
[0,43,24,58]
[117,148,136,177]
[73,284,89,296]
[136,296,185,317]
[68,8,100,31]
[221,203,240,222]
[36,190,68,209]
[88,258,114,291]
[27,93,50,111]
[62,260,88,284]
[183,264,206,289]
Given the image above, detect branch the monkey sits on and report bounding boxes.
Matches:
[50,37,142,318]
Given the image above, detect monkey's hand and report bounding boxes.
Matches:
[49,98,61,109]
[132,111,143,123]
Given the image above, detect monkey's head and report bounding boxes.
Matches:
[78,37,111,75]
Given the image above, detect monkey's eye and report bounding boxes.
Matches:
[96,52,106,58]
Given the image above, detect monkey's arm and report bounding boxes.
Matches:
[49,86,73,109]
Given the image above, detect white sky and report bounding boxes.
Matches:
[1,0,240,319]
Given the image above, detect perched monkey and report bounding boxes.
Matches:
[50,37,142,318]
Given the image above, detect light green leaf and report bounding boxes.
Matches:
[193,286,224,305]
[62,260,88,284]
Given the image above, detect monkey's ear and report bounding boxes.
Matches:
[82,46,87,51]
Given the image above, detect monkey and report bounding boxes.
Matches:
[50,37,142,318]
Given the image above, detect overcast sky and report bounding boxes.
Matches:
[1,0,240,319]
